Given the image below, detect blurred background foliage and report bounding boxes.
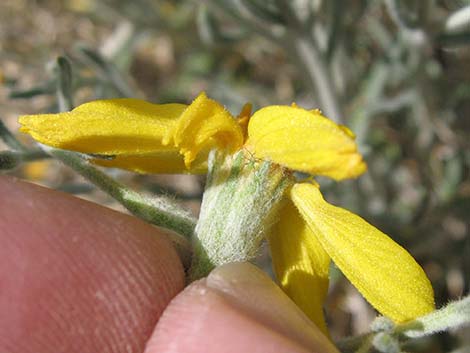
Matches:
[1,0,469,351]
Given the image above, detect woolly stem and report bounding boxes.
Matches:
[189,150,292,280]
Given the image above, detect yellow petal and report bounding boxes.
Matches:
[167,92,244,168]
[290,183,435,323]
[19,94,244,174]
[92,151,208,174]
[268,198,331,335]
[19,99,187,155]
[246,105,366,180]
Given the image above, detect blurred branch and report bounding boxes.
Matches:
[288,36,343,122]
[437,31,470,47]
[241,0,285,25]
[0,120,26,151]
[275,0,344,122]
[76,46,136,97]
[55,57,74,111]
[384,0,429,47]
[0,150,49,170]
[9,83,55,99]
[273,0,299,30]
[208,0,282,42]
[207,0,344,122]
[366,89,417,116]
[326,0,343,60]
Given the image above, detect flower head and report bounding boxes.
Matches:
[19,92,435,333]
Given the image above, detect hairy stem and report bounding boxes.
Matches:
[49,148,196,239]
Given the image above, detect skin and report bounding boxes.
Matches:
[0,175,337,353]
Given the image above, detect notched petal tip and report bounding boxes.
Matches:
[290,183,435,323]
[247,105,367,180]
[19,112,76,149]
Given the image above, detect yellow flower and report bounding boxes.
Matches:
[19,92,435,334]
[19,92,243,174]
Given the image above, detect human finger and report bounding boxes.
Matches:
[0,175,185,353]
[145,262,338,353]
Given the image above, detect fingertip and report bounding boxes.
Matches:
[0,176,185,353]
[145,281,312,353]
[145,263,337,353]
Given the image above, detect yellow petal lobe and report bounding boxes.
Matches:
[268,198,331,335]
[168,92,244,168]
[19,93,244,174]
[290,183,435,323]
[19,99,187,155]
[92,152,207,174]
[246,105,366,180]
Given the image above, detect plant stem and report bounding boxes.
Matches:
[55,57,74,111]
[277,0,343,122]
[189,150,292,280]
[396,295,470,338]
[49,148,196,238]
